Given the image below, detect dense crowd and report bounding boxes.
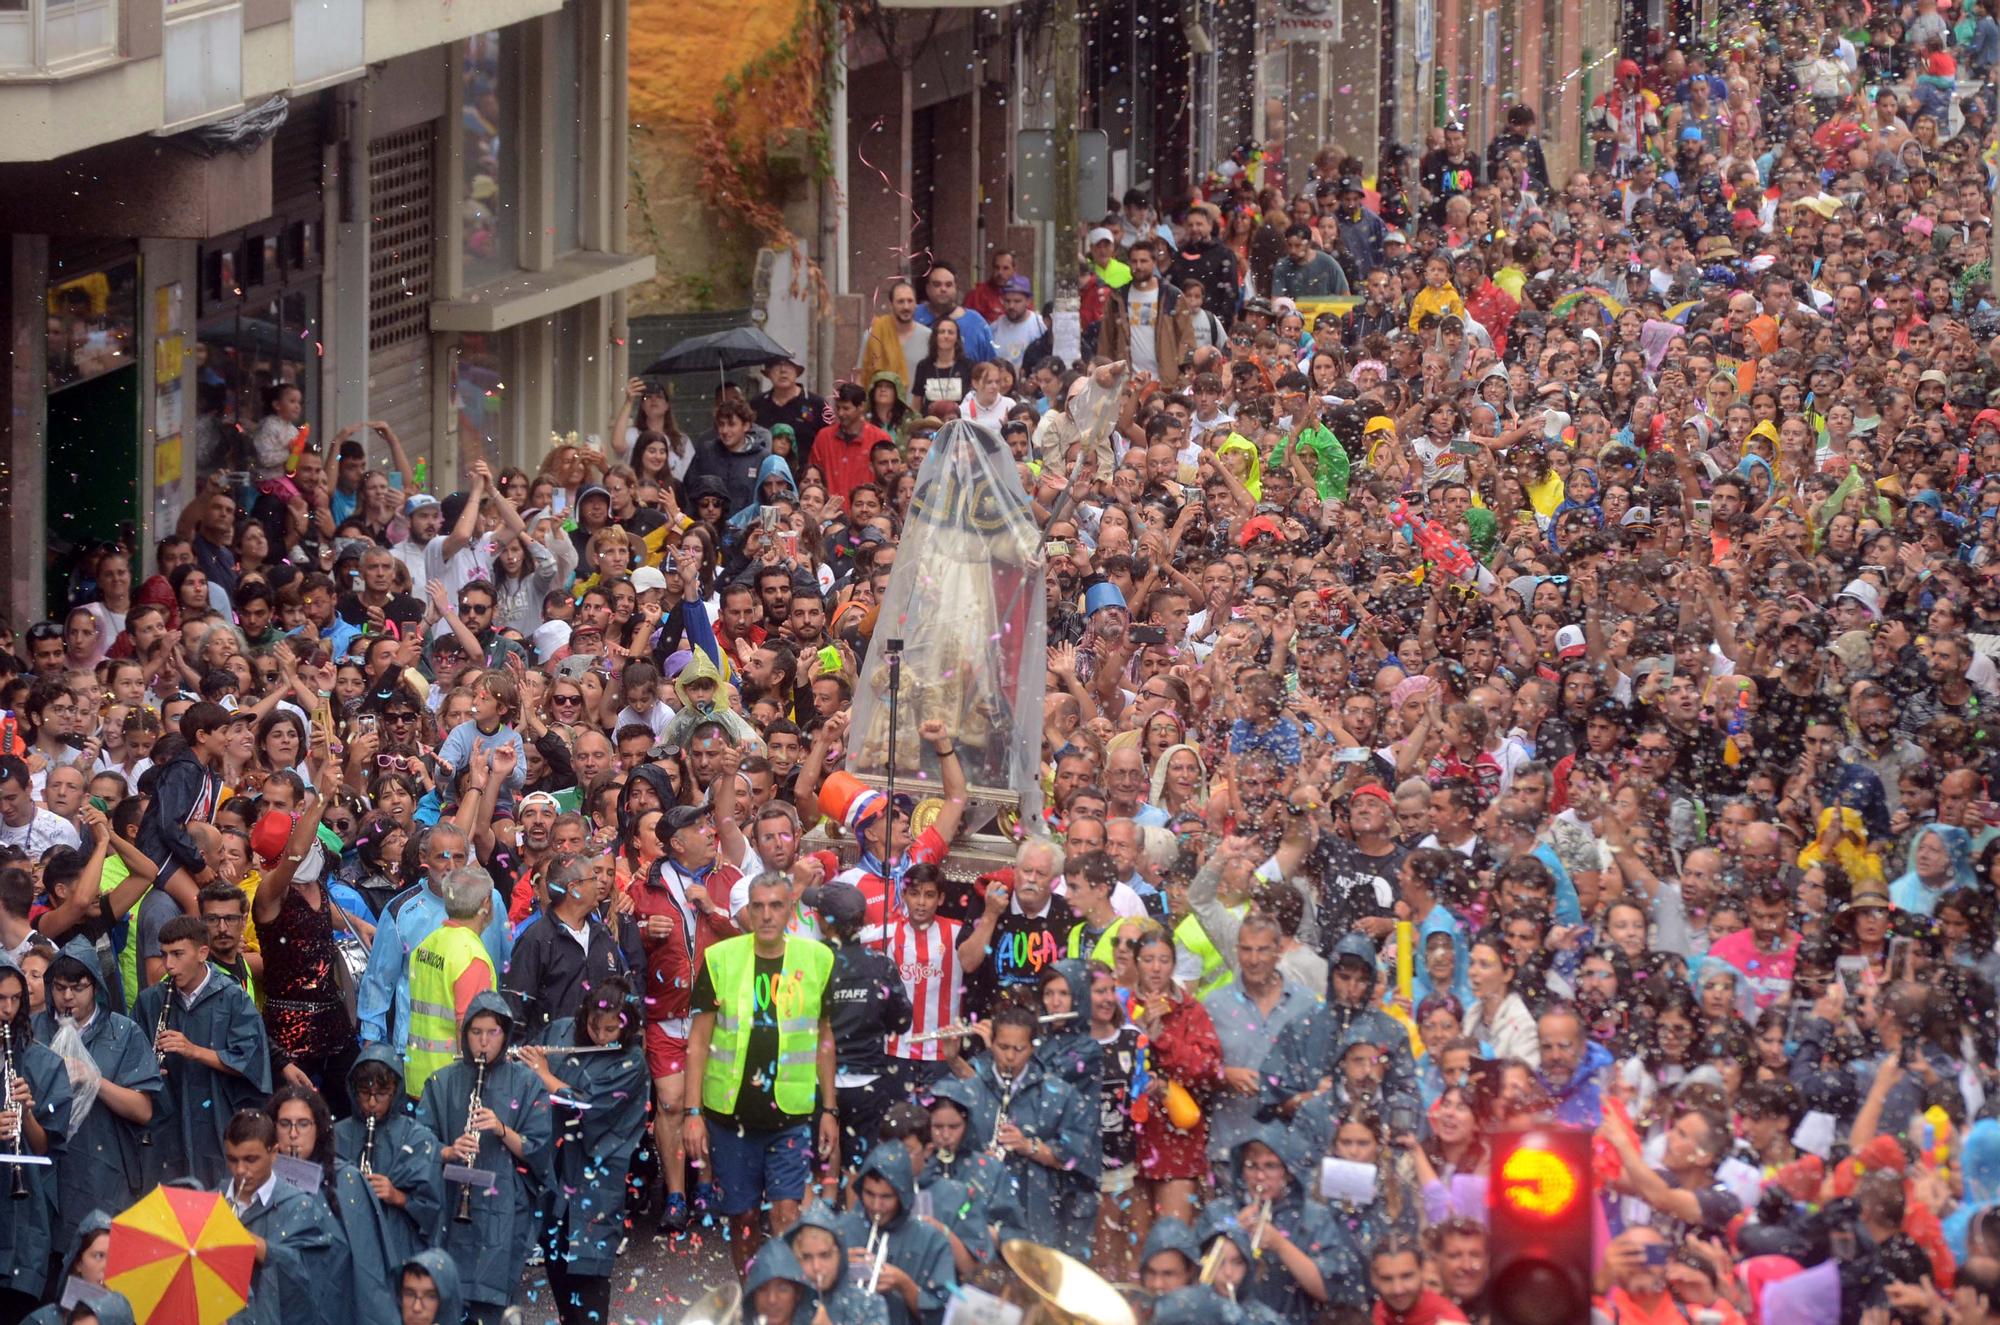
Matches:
[13,4,2000,1325]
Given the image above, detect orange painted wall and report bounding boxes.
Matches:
[626,0,809,312]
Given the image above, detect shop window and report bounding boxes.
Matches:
[454,330,505,456]
[461,29,520,288]
[194,216,323,480]
[47,260,137,394]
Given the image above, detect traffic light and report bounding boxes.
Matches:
[1488,1127,1594,1325]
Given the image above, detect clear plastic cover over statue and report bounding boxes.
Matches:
[849,418,1048,822]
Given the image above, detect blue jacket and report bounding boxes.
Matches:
[356,878,514,1050]
[913,304,996,362]
[834,1144,957,1325]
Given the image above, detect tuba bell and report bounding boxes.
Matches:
[673,1282,742,1325]
[1000,1239,1138,1325]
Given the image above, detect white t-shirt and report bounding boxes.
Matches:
[1126,286,1162,376]
[424,533,494,598]
[614,699,676,740]
[0,809,82,855]
[963,394,1016,429]
[990,312,1046,369]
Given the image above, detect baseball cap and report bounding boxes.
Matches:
[802,883,867,930]
[1555,625,1588,659]
[404,493,440,517]
[1086,226,1116,247]
[661,804,710,835]
[631,565,669,594]
[577,484,611,505]
[1004,275,1032,295]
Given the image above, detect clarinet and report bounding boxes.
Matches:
[152,980,173,1064]
[2,1024,28,1199]
[987,1072,1020,1159]
[453,1056,488,1224]
[144,978,172,1149]
[359,1114,376,1179]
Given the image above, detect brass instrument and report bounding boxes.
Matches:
[453,1056,488,1224]
[1250,1197,1272,1258]
[1,1024,26,1199]
[1000,1239,1138,1325]
[671,1282,741,1325]
[359,1114,376,1179]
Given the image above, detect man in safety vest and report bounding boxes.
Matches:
[683,871,839,1275]
[402,866,499,1100]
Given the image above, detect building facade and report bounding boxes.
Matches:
[2,0,651,616]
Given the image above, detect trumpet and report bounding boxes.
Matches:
[454,1055,488,1225]
[901,1011,1076,1045]
[864,1217,889,1295]
[359,1114,376,1179]
[1250,1197,1272,1258]
[1,1024,26,1200]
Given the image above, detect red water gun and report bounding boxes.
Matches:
[1386,499,1476,580]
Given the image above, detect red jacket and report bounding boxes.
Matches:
[1464,279,1519,356]
[632,859,741,1025]
[811,422,894,509]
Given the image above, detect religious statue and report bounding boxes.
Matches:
[850,417,1048,799]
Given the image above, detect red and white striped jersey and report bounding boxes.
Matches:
[885,915,965,1061]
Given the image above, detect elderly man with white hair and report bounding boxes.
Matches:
[964,835,1076,1019]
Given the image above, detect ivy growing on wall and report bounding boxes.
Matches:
[692,0,843,269]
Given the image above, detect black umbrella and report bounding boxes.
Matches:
[639,326,800,377]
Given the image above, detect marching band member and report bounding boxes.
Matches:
[20,1210,135,1325]
[132,915,271,1186]
[0,955,72,1322]
[835,1142,956,1325]
[218,1108,343,1325]
[964,1005,1099,1260]
[784,1204,889,1325]
[514,975,647,1325]
[416,991,551,1325]
[270,1083,397,1325]
[331,1048,445,1268]
[34,937,160,1252]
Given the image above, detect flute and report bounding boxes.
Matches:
[508,1043,628,1059]
[901,1011,1077,1045]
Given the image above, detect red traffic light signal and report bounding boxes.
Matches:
[1488,1128,1594,1325]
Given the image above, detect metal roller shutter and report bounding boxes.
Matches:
[367,124,436,467]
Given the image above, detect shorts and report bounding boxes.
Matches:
[644,1023,687,1079]
[704,1119,813,1216]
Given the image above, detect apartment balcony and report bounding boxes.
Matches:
[0,0,565,161]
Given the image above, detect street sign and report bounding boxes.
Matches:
[1017,129,1110,222]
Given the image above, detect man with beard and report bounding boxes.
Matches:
[1706,872,1801,1010]
[1167,205,1239,317]
[962,838,1073,1019]
[1302,784,1401,949]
